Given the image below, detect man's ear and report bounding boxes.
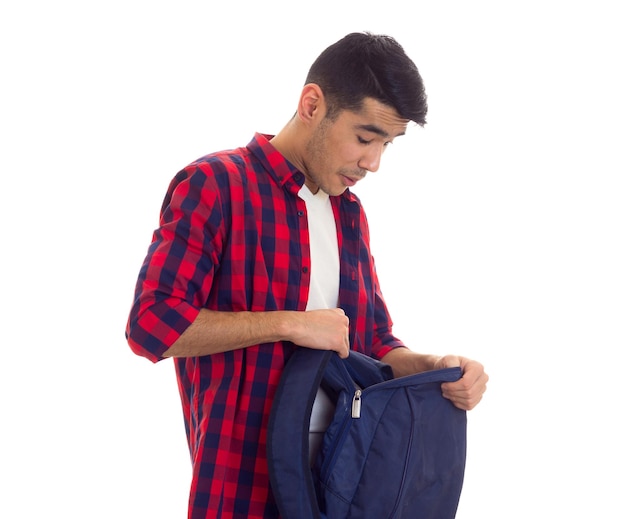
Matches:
[297,83,326,124]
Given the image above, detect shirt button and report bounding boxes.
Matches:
[297,210,304,216]
[302,266,309,274]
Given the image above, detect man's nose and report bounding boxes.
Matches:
[358,144,384,173]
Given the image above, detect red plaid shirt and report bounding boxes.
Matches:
[126,133,405,518]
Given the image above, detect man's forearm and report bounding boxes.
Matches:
[381,347,442,378]
[163,309,294,358]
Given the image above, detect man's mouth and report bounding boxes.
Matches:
[341,173,365,187]
[341,175,357,187]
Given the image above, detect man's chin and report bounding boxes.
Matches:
[327,185,349,196]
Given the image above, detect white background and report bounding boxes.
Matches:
[1,1,624,517]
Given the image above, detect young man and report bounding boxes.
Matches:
[126,32,488,519]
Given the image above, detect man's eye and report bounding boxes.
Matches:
[357,136,371,145]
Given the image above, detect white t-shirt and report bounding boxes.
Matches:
[299,184,340,311]
[299,184,339,465]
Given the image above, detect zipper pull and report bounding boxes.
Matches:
[351,389,362,418]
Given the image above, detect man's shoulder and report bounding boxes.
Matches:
[189,145,254,171]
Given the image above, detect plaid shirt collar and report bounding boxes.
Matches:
[248,132,359,203]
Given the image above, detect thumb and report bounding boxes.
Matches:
[436,354,461,369]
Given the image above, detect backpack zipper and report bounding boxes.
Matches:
[351,389,362,418]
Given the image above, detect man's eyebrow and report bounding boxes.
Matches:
[354,124,406,138]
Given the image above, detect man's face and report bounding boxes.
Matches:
[302,97,409,196]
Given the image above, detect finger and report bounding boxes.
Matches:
[442,378,487,410]
[343,329,350,358]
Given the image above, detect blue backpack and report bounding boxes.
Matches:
[267,348,467,519]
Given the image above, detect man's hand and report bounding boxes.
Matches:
[435,355,489,411]
[288,308,350,358]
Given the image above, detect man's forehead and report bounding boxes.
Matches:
[349,100,409,138]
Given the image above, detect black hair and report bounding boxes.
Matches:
[305,32,428,125]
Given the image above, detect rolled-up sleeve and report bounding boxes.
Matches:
[125,164,224,363]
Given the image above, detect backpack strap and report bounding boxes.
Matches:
[267,348,332,519]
